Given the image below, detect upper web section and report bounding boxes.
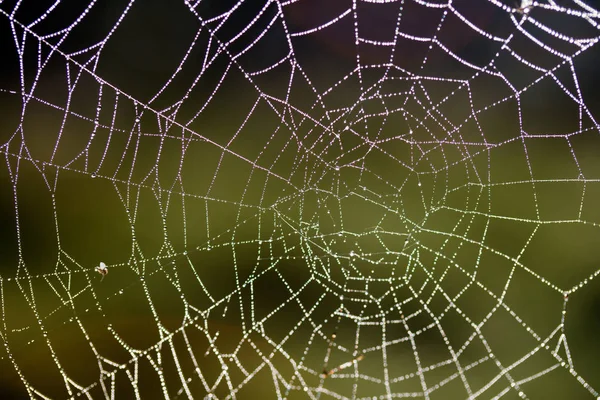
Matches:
[0,0,599,399]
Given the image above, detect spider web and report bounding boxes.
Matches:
[1,0,600,398]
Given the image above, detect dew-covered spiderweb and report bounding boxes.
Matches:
[1,0,600,398]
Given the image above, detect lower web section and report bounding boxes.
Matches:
[1,185,598,399]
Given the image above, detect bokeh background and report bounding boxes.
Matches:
[0,0,599,398]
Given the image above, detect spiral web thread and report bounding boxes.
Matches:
[0,0,600,399]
